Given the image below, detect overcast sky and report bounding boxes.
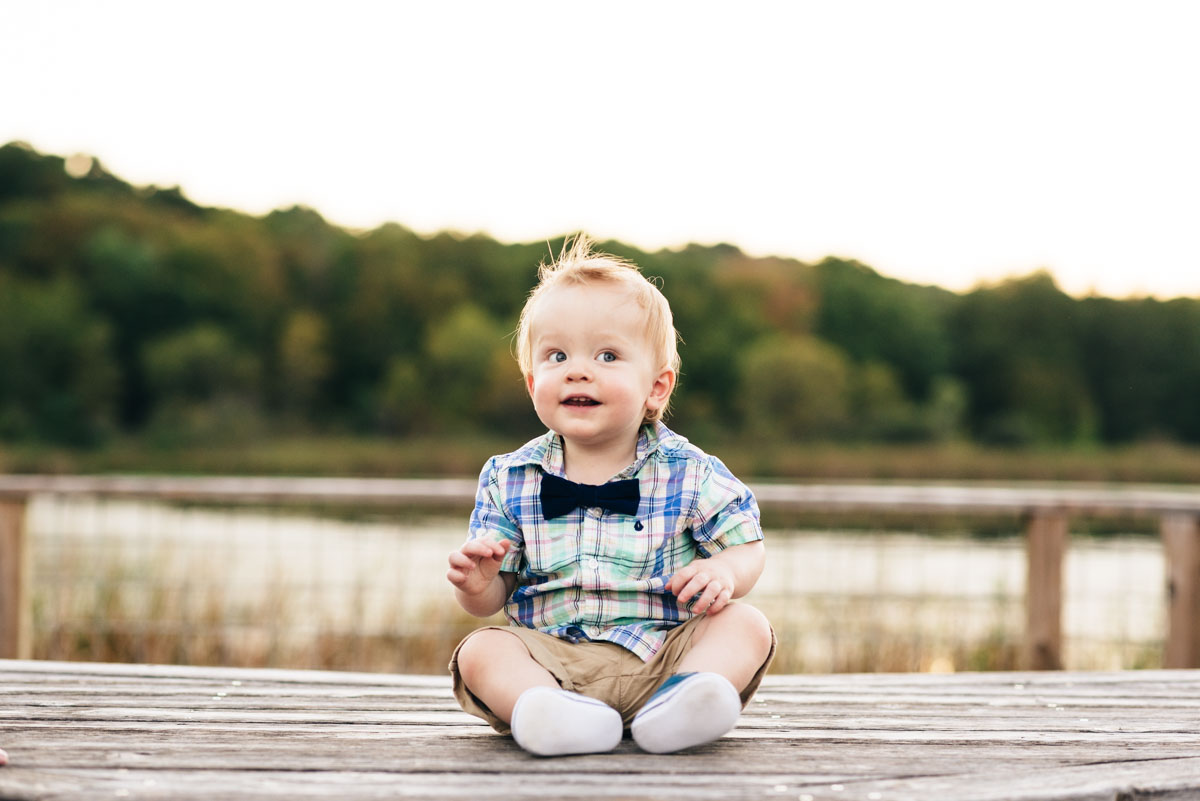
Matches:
[4,1,1198,298]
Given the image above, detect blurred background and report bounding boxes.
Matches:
[1,1,1198,675]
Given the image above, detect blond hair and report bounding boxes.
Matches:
[515,235,681,422]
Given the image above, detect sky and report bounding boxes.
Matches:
[3,1,1198,299]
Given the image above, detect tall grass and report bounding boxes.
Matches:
[39,579,1158,675]
[28,497,1166,675]
[33,560,502,672]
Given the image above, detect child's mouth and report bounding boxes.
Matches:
[562,397,600,406]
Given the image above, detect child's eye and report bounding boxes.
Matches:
[598,351,617,363]
[549,351,567,363]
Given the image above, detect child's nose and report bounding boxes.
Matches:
[565,359,592,380]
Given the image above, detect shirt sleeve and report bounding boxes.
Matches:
[689,455,764,557]
[466,458,525,573]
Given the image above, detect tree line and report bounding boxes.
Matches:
[2,140,1198,449]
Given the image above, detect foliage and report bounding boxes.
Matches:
[740,336,851,439]
[2,140,1199,451]
[0,273,118,444]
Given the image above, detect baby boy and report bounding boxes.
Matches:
[446,236,775,755]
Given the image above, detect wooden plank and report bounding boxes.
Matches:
[5,762,1200,801]
[0,499,30,660]
[1024,511,1067,670]
[751,481,1200,516]
[1162,512,1200,668]
[4,662,1200,800]
[0,475,480,507]
[3,475,1200,516]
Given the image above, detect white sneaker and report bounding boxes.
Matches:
[631,672,741,753]
[510,687,623,756]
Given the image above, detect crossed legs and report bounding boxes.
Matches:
[454,604,774,754]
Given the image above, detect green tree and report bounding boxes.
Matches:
[0,141,69,203]
[322,221,423,421]
[1079,296,1200,442]
[850,361,919,440]
[277,310,332,417]
[814,257,952,401]
[142,324,259,403]
[740,336,851,440]
[0,275,118,444]
[949,272,1096,444]
[424,304,512,428]
[376,357,429,435]
[140,324,263,444]
[921,376,968,442]
[478,349,539,433]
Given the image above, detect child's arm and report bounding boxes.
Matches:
[447,538,517,617]
[667,540,765,616]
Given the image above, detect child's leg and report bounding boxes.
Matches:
[675,602,775,690]
[631,603,774,753]
[454,628,559,724]
[455,628,622,756]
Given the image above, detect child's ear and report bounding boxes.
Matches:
[644,368,676,412]
[525,373,535,397]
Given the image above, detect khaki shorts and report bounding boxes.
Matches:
[448,610,776,734]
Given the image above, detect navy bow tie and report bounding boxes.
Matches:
[540,474,640,520]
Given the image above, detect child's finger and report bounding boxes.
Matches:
[675,573,699,597]
[484,538,513,558]
[461,538,508,561]
[446,563,471,587]
[458,539,491,559]
[666,564,699,596]
[690,580,725,614]
[705,587,734,615]
[676,573,713,606]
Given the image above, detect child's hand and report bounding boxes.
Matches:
[447,538,512,597]
[667,558,737,616]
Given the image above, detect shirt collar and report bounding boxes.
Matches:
[530,421,672,481]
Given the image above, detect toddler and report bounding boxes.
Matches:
[446,236,775,756]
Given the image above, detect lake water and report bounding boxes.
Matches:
[26,495,1166,672]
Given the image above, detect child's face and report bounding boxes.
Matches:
[525,281,674,455]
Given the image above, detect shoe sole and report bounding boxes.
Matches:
[631,673,741,754]
[511,687,623,757]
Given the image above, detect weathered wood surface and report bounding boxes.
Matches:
[3,474,1200,516]
[0,502,29,660]
[1163,512,1200,668]
[3,660,1200,800]
[1025,511,1068,670]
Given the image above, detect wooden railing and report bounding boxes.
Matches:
[3,475,1199,669]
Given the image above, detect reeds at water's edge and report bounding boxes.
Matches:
[28,496,1166,674]
[32,554,1163,675]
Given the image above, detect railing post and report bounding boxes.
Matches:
[1162,512,1200,669]
[1025,510,1068,670]
[0,497,32,660]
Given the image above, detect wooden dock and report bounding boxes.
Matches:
[2,660,1200,800]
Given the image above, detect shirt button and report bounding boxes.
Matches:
[590,626,602,637]
[587,557,599,569]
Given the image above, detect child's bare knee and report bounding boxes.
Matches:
[728,603,773,660]
[457,629,517,684]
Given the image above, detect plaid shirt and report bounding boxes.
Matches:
[466,422,763,661]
